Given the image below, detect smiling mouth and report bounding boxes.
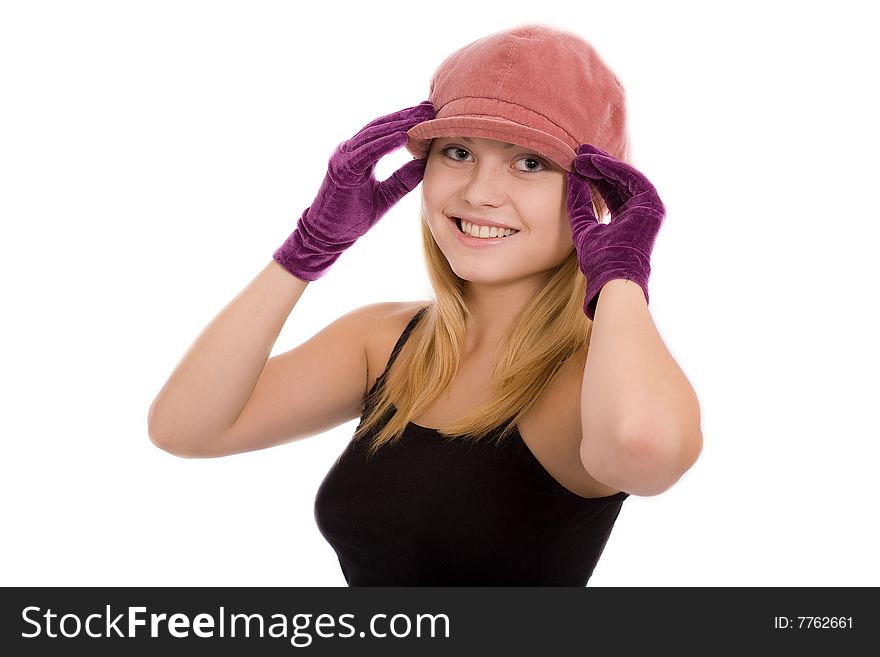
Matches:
[453,217,520,239]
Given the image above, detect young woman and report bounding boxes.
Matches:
[148,24,702,586]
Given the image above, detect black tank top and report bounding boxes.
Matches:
[314,305,628,586]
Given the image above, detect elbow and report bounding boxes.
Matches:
[150,437,209,459]
[582,427,703,497]
[147,402,174,454]
[149,428,189,458]
[148,423,207,459]
[147,403,207,459]
[148,411,178,456]
[626,427,703,496]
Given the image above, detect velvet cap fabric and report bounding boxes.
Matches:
[406,24,630,171]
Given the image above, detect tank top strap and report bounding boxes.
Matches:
[376,304,430,386]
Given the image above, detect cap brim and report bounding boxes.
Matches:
[406,116,576,172]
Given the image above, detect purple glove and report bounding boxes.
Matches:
[273,101,436,281]
[566,144,666,320]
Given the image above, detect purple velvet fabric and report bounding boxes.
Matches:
[273,101,436,281]
[566,144,666,320]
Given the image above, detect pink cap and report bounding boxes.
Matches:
[406,24,630,171]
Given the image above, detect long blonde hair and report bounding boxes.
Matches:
[353,162,609,459]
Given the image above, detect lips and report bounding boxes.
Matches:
[448,216,521,246]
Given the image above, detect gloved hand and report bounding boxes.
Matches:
[273,101,436,281]
[566,144,666,320]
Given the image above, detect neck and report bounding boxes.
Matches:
[461,272,552,357]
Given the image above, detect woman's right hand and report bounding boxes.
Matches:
[273,100,436,281]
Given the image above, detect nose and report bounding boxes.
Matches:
[459,158,509,208]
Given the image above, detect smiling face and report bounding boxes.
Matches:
[421,136,575,286]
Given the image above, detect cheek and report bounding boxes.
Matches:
[532,208,571,239]
[558,214,574,242]
[531,215,576,260]
[421,207,451,244]
[419,170,448,211]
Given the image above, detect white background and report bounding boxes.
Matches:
[2,0,877,587]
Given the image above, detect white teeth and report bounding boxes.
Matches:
[458,218,518,238]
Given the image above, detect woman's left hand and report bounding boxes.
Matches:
[566,144,666,320]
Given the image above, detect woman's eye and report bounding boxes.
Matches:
[442,146,472,162]
[440,146,548,173]
[516,156,547,172]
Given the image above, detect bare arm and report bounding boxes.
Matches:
[579,279,703,496]
[147,260,308,452]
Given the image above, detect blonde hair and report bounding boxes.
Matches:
[353,154,610,459]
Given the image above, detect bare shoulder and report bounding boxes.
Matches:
[359,300,430,338]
